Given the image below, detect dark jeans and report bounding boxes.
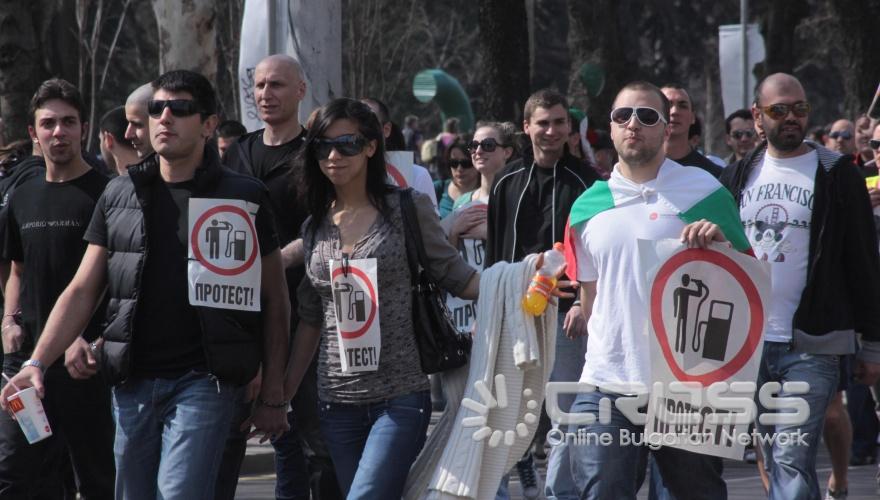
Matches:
[0,356,115,499]
[214,393,254,500]
[274,356,342,500]
[847,382,879,460]
[214,355,342,500]
[319,390,431,499]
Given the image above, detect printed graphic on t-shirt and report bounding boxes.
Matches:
[741,182,813,262]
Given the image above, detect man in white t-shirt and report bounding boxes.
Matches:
[552,81,746,500]
[719,73,880,500]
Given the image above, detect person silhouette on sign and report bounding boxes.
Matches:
[672,273,708,354]
[206,219,233,259]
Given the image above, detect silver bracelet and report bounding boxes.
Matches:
[21,359,45,373]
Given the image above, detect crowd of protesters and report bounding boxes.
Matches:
[0,53,877,500]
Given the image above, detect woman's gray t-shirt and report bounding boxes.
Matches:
[298,190,476,404]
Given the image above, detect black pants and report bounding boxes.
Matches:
[0,358,115,499]
[214,355,342,500]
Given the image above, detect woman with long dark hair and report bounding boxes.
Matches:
[283,98,480,498]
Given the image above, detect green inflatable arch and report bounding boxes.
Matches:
[412,69,475,133]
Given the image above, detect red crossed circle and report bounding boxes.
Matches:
[649,248,763,386]
[191,205,259,276]
[330,265,378,339]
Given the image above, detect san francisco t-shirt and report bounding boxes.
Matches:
[739,150,816,342]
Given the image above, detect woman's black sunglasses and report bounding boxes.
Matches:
[312,134,368,160]
[468,138,508,154]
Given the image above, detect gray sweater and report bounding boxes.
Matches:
[298,191,476,404]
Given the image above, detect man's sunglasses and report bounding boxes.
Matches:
[468,138,508,154]
[312,134,367,160]
[731,129,756,140]
[448,159,473,169]
[870,139,880,150]
[828,130,853,140]
[758,102,811,120]
[610,107,667,127]
[147,99,203,118]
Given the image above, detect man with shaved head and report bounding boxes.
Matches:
[220,55,340,500]
[124,83,154,158]
[720,73,880,500]
[826,119,856,156]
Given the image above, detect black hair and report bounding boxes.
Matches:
[360,97,391,124]
[386,122,406,150]
[299,98,390,234]
[724,109,753,135]
[217,120,247,138]
[29,78,85,125]
[99,106,133,147]
[151,69,217,117]
[688,116,702,139]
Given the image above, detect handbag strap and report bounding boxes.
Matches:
[398,189,423,287]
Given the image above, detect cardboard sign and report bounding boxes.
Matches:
[330,258,381,373]
[386,151,415,188]
[642,240,770,460]
[446,199,487,333]
[188,198,262,311]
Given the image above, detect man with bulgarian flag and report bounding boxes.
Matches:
[551,81,750,499]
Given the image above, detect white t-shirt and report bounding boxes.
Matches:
[412,164,439,213]
[739,150,816,342]
[574,165,687,390]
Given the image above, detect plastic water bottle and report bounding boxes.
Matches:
[522,242,566,316]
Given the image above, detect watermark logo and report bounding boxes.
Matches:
[460,374,539,448]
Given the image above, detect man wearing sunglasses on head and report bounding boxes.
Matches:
[719,73,880,500]
[724,109,759,167]
[0,70,291,499]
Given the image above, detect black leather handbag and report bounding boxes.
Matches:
[398,189,472,374]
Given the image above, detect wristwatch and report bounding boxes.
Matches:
[21,359,45,373]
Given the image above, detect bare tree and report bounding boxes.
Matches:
[477,0,529,122]
[0,1,43,142]
[151,0,217,81]
[341,0,482,130]
[826,0,880,116]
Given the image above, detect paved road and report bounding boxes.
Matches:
[233,438,880,499]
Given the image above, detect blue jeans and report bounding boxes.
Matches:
[567,390,727,500]
[756,342,839,500]
[545,311,587,500]
[319,390,431,499]
[111,371,239,500]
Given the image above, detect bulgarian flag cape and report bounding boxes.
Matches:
[562,162,752,281]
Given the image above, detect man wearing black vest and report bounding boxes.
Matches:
[1,70,290,499]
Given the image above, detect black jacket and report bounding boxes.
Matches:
[720,141,880,362]
[98,146,272,385]
[486,147,599,311]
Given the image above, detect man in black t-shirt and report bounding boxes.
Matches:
[661,84,723,178]
[0,79,114,499]
[222,54,341,500]
[0,70,291,499]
